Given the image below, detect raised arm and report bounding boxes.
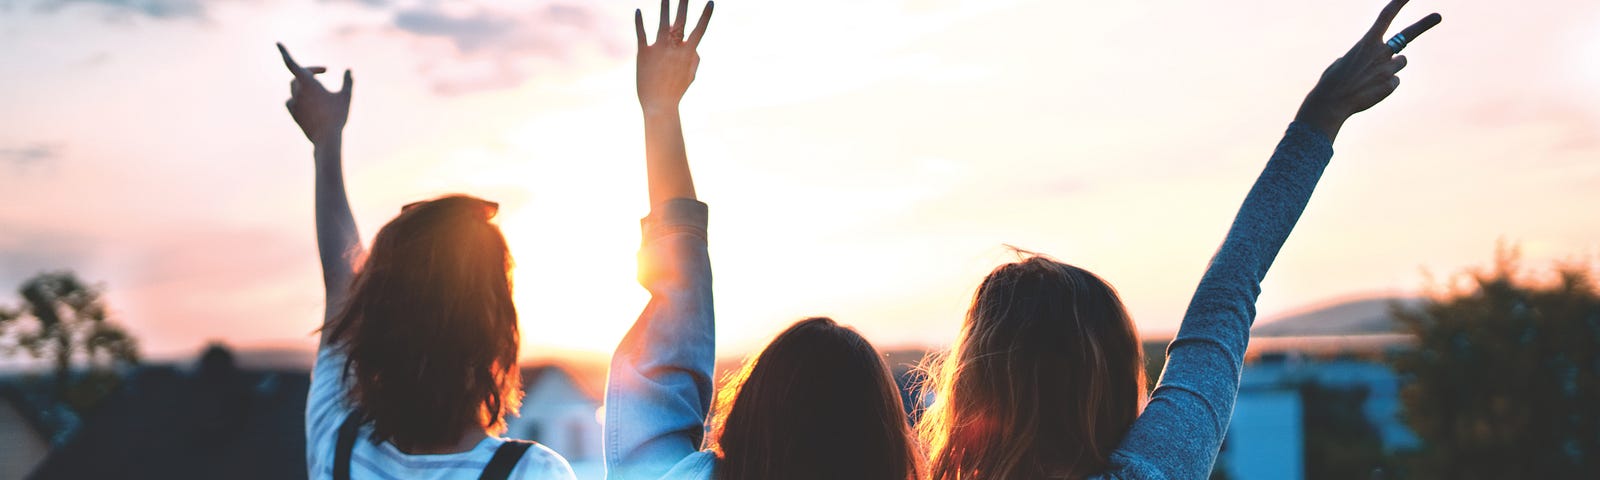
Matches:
[605,2,719,479]
[1105,2,1441,478]
[636,0,712,204]
[278,43,362,328]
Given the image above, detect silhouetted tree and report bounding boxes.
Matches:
[1391,249,1600,478]
[0,271,139,411]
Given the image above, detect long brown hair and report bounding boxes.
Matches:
[708,317,923,480]
[326,194,523,452]
[917,255,1145,480]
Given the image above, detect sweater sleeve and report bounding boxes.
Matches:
[1101,123,1334,479]
[603,199,716,480]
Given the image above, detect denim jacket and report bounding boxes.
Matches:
[604,199,718,480]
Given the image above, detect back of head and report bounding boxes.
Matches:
[326,194,522,452]
[918,255,1145,480]
[709,317,922,480]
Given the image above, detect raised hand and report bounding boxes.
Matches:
[1294,0,1441,140]
[635,0,714,115]
[278,43,353,145]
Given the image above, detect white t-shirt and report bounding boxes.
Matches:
[306,347,577,480]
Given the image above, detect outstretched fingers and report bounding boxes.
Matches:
[1365,0,1410,43]
[688,1,714,47]
[641,1,709,47]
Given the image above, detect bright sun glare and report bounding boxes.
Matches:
[481,104,656,359]
[503,201,648,358]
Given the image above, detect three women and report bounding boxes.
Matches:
[288,0,1440,478]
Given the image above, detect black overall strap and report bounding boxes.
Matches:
[334,413,362,480]
[477,440,535,480]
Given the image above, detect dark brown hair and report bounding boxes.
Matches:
[917,255,1146,480]
[708,317,923,480]
[326,194,522,452]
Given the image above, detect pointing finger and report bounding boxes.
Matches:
[276,42,310,80]
[688,1,714,47]
[340,69,353,98]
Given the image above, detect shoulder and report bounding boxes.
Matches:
[514,442,577,480]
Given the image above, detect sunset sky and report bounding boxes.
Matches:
[1,0,1597,362]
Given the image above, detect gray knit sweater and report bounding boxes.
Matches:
[1095,122,1334,479]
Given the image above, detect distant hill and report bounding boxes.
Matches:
[230,347,315,371]
[1252,295,1420,337]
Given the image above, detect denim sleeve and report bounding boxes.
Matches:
[1101,123,1333,479]
[603,199,715,480]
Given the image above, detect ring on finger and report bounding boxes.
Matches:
[1385,33,1409,54]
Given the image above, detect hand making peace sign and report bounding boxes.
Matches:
[1295,0,1442,140]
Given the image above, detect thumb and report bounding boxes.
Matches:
[340,69,353,98]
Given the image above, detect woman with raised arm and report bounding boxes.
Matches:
[603,2,922,479]
[279,44,576,479]
[916,1,1442,479]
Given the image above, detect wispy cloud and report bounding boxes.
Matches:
[0,143,62,171]
[19,0,623,94]
[31,0,208,19]
[379,1,624,94]
[0,229,95,293]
